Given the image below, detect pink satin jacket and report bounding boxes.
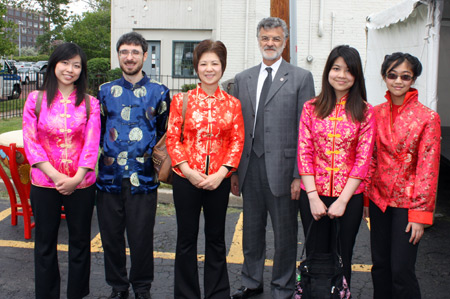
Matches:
[23,90,101,188]
[364,89,441,225]
[298,96,375,197]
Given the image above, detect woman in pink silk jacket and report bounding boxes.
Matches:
[297,45,375,288]
[22,43,100,299]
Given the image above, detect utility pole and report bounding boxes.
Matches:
[18,21,23,57]
[270,0,290,62]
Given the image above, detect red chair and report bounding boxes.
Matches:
[0,143,35,239]
[0,142,65,239]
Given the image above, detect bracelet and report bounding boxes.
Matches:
[306,190,317,194]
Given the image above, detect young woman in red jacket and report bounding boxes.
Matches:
[364,53,441,299]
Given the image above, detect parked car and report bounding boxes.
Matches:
[18,67,38,85]
[15,62,33,70]
[32,60,48,73]
[0,59,21,100]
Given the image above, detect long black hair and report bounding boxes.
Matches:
[312,45,367,123]
[42,42,88,107]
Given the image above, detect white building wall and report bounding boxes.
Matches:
[295,0,404,93]
[110,0,405,91]
[111,0,216,69]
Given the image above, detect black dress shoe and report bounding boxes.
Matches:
[231,286,263,299]
[135,291,151,299]
[109,289,129,299]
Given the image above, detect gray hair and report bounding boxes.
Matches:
[256,17,289,39]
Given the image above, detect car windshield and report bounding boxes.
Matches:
[18,68,29,73]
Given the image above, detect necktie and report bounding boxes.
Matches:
[253,67,272,157]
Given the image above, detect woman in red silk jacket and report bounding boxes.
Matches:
[166,40,244,299]
[364,53,441,299]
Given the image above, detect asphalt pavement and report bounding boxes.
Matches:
[1,163,450,299]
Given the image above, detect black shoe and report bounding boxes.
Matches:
[109,289,129,299]
[135,291,151,299]
[231,286,263,299]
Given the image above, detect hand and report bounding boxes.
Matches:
[231,174,240,196]
[291,178,301,200]
[308,193,327,221]
[406,222,424,245]
[185,170,207,188]
[363,207,370,223]
[55,177,81,195]
[50,172,69,187]
[327,198,348,219]
[198,166,228,191]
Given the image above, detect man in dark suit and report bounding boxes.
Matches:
[231,17,315,299]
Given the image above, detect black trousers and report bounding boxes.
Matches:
[369,201,421,299]
[96,180,157,294]
[30,184,95,299]
[299,190,363,286]
[172,174,231,299]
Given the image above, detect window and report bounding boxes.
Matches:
[22,11,26,18]
[173,41,200,78]
[8,9,14,15]
[15,10,20,16]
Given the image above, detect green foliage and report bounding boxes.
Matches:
[13,55,49,62]
[63,7,111,60]
[13,0,71,55]
[87,58,110,76]
[106,68,123,81]
[14,46,37,57]
[0,3,17,55]
[181,84,197,92]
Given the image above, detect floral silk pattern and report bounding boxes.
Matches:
[23,90,101,188]
[364,89,441,225]
[297,96,375,197]
[166,85,245,178]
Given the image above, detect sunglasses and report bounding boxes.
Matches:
[386,73,413,81]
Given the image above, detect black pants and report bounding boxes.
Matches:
[299,190,363,286]
[173,174,231,299]
[96,180,157,294]
[369,201,421,299]
[30,184,95,299]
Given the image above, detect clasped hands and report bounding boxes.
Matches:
[182,164,228,191]
[308,193,347,221]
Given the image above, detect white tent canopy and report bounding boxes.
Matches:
[365,0,443,111]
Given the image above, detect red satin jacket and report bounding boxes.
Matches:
[166,84,245,178]
[364,89,441,225]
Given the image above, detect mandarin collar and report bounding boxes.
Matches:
[195,83,226,101]
[384,88,418,107]
[119,71,150,90]
[337,94,348,105]
[56,88,77,100]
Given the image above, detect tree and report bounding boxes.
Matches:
[0,3,17,55]
[12,0,70,54]
[63,6,110,60]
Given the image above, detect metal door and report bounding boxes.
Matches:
[144,41,161,81]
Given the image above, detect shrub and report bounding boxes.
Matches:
[181,83,197,92]
[106,68,123,81]
[87,58,110,77]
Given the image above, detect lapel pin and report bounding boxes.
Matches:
[280,78,284,81]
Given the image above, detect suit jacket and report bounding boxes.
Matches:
[234,59,315,197]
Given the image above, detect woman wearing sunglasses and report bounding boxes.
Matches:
[364,52,441,299]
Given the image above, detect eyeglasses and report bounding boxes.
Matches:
[118,49,143,57]
[386,73,413,81]
[259,36,283,43]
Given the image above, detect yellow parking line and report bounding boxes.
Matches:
[0,208,11,222]
[0,211,373,272]
[227,212,244,264]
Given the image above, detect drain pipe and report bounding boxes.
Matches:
[244,0,249,69]
[306,0,314,63]
[318,0,324,37]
